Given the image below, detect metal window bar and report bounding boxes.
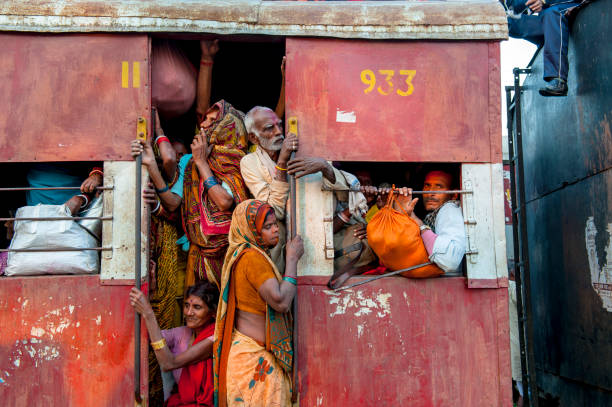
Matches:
[0,186,113,253]
[321,186,472,194]
[0,216,112,221]
[507,67,539,407]
[0,186,113,191]
[0,247,112,252]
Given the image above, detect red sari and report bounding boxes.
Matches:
[166,320,216,407]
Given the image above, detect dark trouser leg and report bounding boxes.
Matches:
[507,15,544,46]
[541,6,571,81]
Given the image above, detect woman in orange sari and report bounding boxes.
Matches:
[213,200,304,407]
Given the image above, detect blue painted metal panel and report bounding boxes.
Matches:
[520,1,612,203]
[518,0,612,403]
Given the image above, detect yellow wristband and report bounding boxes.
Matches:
[275,165,288,172]
[151,338,167,351]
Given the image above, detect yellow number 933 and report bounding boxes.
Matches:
[360,69,416,96]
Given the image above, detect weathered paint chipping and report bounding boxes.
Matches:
[0,0,508,40]
[325,289,392,318]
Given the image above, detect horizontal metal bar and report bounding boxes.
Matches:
[465,250,479,255]
[321,186,472,194]
[0,186,113,192]
[0,216,113,221]
[0,247,112,252]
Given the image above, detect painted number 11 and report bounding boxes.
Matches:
[360,69,416,96]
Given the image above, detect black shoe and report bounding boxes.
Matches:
[539,78,568,97]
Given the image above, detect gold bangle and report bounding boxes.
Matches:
[151,338,167,351]
[275,165,287,171]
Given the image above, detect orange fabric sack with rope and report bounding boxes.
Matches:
[366,191,443,278]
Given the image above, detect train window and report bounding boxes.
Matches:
[330,161,465,279]
[0,161,107,277]
[296,161,508,287]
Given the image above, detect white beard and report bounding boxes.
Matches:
[256,134,284,151]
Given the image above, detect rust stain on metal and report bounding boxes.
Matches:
[0,0,509,40]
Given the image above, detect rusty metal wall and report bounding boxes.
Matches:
[0,0,508,40]
[0,275,148,406]
[0,33,149,162]
[297,277,512,406]
[518,0,612,403]
[286,38,502,163]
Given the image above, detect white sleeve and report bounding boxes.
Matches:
[430,204,466,272]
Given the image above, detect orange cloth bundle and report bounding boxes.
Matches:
[366,190,443,278]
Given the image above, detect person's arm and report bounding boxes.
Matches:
[275,56,286,118]
[80,167,104,194]
[258,236,304,313]
[131,140,182,212]
[427,204,466,272]
[196,40,219,121]
[287,157,336,184]
[191,130,233,211]
[152,108,177,181]
[274,133,298,182]
[130,288,213,371]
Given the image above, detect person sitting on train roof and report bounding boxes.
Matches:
[130,281,218,407]
[502,0,583,96]
[26,162,103,216]
[370,170,466,273]
[401,170,466,272]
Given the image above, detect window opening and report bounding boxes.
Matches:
[330,161,466,280]
[0,161,108,277]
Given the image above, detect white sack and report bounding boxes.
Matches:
[5,204,99,276]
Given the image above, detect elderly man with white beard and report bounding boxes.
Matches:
[240,106,338,270]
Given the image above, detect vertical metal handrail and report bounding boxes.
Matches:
[134,117,146,405]
[288,117,299,404]
[507,68,538,407]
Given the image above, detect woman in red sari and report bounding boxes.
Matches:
[130,281,219,406]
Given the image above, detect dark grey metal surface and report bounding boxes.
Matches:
[516,0,612,404]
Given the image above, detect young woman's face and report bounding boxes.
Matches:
[183,295,212,330]
[260,212,279,248]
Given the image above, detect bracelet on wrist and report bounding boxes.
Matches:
[76,194,89,208]
[155,136,170,146]
[152,200,161,214]
[204,176,219,190]
[275,164,288,172]
[89,169,103,178]
[151,338,167,351]
[156,184,169,194]
[200,59,214,66]
[337,211,350,223]
[283,276,297,286]
[419,224,431,232]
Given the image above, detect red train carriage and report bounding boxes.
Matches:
[0,1,510,405]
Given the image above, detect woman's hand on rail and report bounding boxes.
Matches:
[81,173,102,194]
[286,235,304,264]
[129,288,154,318]
[360,185,378,200]
[143,182,159,207]
[131,139,155,168]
